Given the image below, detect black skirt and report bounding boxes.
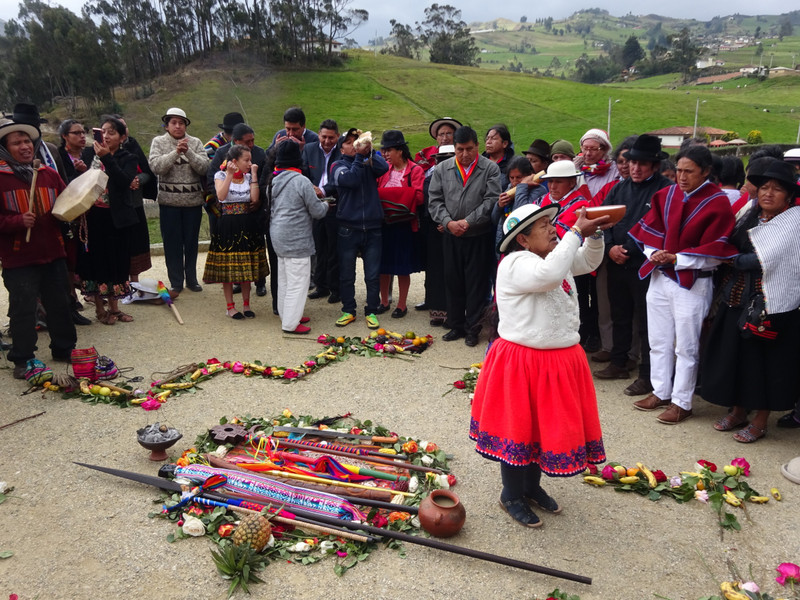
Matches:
[701,303,800,412]
[203,211,267,283]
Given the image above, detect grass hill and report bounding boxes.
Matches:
[47,50,800,156]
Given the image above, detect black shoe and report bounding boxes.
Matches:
[594,364,631,379]
[273,308,279,315]
[415,302,427,311]
[308,289,329,299]
[582,335,601,353]
[232,284,242,294]
[777,413,800,429]
[442,329,465,342]
[464,332,479,347]
[391,307,407,318]
[72,310,92,326]
[375,303,390,315]
[623,378,654,396]
[51,353,72,363]
[13,363,26,379]
[187,283,203,292]
[256,285,267,297]
[327,293,341,304]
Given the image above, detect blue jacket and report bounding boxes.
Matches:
[330,152,389,230]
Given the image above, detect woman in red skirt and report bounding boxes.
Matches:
[470,203,610,527]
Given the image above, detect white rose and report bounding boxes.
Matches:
[408,476,419,493]
[0,481,8,494]
[421,455,434,466]
[181,515,206,537]
[318,540,335,554]
[211,446,228,458]
[435,474,450,489]
[288,542,311,552]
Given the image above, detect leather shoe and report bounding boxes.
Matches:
[72,310,92,326]
[582,336,601,353]
[591,350,611,362]
[624,378,653,396]
[308,289,329,299]
[594,364,630,379]
[464,332,479,347]
[327,293,341,304]
[415,302,427,311]
[657,403,693,425]
[375,303,390,315]
[442,329,465,342]
[633,393,671,411]
[391,307,407,318]
[256,284,267,297]
[777,413,800,428]
[187,283,203,292]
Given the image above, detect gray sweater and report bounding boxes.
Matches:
[269,171,328,257]
[148,132,210,207]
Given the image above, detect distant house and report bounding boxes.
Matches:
[645,126,730,148]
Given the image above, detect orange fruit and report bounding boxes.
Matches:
[696,481,705,491]
[626,468,640,477]
[412,337,423,346]
[336,336,345,344]
[377,328,386,335]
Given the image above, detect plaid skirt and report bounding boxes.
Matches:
[202,212,268,283]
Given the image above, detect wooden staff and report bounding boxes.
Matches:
[25,159,41,243]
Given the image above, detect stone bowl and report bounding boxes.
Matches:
[136,424,182,461]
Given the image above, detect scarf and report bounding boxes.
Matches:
[273,167,302,176]
[579,159,612,177]
[455,158,476,187]
[0,141,35,183]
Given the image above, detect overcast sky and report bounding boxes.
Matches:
[2,0,792,42]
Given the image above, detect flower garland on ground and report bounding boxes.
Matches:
[582,457,781,533]
[43,329,432,409]
[443,362,482,397]
[149,411,455,594]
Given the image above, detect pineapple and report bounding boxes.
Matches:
[231,514,272,552]
[210,543,266,598]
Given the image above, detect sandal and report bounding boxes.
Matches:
[96,310,117,325]
[498,497,542,528]
[713,413,749,432]
[109,311,134,323]
[733,424,767,443]
[525,488,563,514]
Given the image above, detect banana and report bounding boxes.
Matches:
[719,581,750,600]
[771,487,782,501]
[679,471,704,478]
[271,369,285,377]
[747,495,770,504]
[584,476,606,486]
[618,476,640,485]
[159,382,195,390]
[723,490,742,507]
[79,379,91,394]
[190,368,204,380]
[636,462,658,488]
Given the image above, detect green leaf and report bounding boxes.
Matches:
[166,533,175,543]
[648,490,661,501]
[0,550,13,559]
[0,494,6,504]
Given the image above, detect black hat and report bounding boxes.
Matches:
[623,134,668,162]
[337,127,360,150]
[522,139,551,159]
[218,112,244,132]
[428,117,462,139]
[380,130,407,149]
[275,139,303,168]
[747,159,798,198]
[11,103,45,128]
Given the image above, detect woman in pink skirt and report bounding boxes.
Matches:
[470,203,610,527]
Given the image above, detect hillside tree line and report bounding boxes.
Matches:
[0,0,367,109]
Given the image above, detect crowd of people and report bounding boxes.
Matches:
[2,101,800,525]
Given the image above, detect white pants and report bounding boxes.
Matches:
[277,256,311,332]
[646,270,712,410]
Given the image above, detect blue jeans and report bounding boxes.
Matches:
[337,226,381,315]
[159,204,202,290]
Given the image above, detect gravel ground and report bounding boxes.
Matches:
[1,252,798,600]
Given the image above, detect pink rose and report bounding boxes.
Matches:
[304,360,316,367]
[740,582,759,594]
[370,513,388,528]
[601,464,618,480]
[776,562,800,586]
[232,361,244,374]
[283,369,299,379]
[141,398,161,411]
[206,358,221,365]
[731,457,750,476]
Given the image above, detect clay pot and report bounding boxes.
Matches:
[418,489,466,538]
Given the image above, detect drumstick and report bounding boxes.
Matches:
[25,159,42,243]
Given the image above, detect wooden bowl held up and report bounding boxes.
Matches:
[584,205,626,226]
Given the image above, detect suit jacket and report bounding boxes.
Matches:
[302,142,340,195]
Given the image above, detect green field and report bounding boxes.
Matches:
[49,50,800,158]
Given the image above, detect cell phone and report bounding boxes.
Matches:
[92,128,104,144]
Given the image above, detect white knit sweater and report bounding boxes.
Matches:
[496,233,604,349]
[148,133,210,207]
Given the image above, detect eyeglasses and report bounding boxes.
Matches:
[581,145,602,152]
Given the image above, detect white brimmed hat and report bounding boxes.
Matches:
[784,148,800,163]
[497,203,561,253]
[540,160,582,179]
[0,118,40,143]
[162,107,190,126]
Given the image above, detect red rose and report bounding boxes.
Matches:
[453,381,466,389]
[447,474,457,487]
[652,470,667,483]
[370,513,389,528]
[697,459,717,472]
[218,524,234,537]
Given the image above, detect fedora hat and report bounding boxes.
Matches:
[747,159,798,198]
[523,139,551,159]
[540,160,582,179]
[428,117,462,139]
[623,134,668,162]
[498,203,561,253]
[380,129,407,149]
[0,118,40,143]
[434,144,456,160]
[218,112,244,132]
[162,107,190,126]
[11,103,46,128]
